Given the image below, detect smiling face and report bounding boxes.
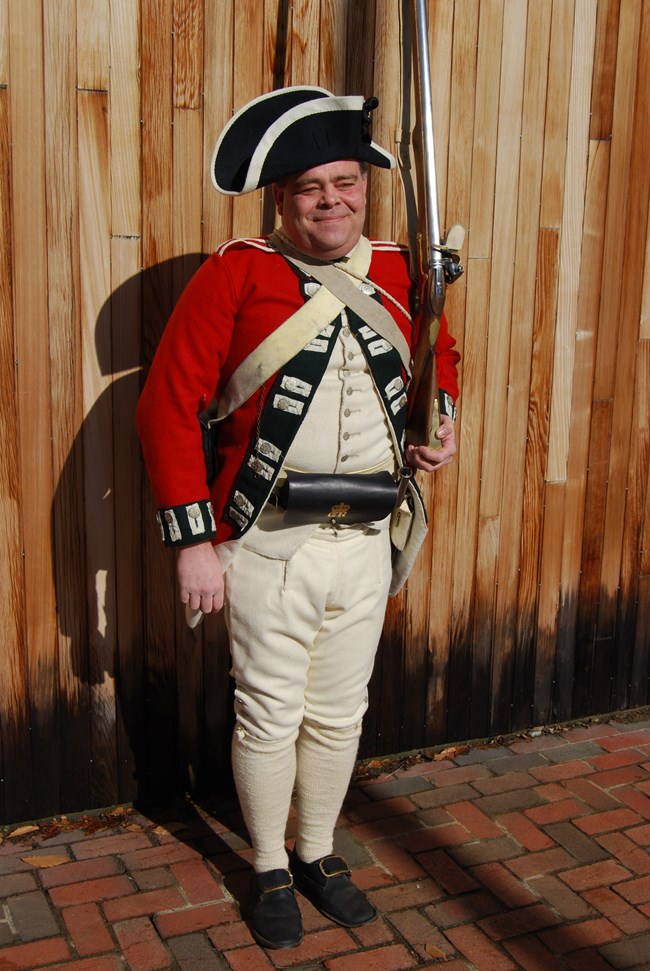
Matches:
[272,160,368,260]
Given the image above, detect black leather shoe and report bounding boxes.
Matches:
[290,850,377,927]
[250,868,303,949]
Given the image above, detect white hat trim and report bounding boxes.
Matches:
[212,91,396,195]
[211,85,333,194]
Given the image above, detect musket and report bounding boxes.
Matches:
[399,0,464,449]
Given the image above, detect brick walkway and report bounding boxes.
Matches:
[3,717,650,970]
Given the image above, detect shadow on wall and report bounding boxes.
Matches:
[51,254,234,818]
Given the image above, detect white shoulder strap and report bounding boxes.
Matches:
[214,233,412,422]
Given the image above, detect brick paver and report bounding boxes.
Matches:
[2,714,650,969]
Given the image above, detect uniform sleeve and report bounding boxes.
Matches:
[435,311,460,418]
[136,253,237,546]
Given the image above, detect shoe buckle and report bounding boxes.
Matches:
[319,855,350,878]
[261,873,294,893]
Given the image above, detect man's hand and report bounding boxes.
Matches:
[406,414,456,473]
[176,541,224,613]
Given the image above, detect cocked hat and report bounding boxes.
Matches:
[212,86,395,195]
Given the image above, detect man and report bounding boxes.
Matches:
[137,87,459,950]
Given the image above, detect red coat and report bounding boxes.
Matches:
[137,238,460,546]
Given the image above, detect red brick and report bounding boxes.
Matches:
[0,936,70,969]
[445,924,518,969]
[425,891,502,928]
[324,943,417,971]
[565,777,622,810]
[416,848,480,894]
[154,901,240,937]
[498,812,555,851]
[590,749,646,770]
[627,823,650,845]
[529,760,594,783]
[509,734,568,754]
[428,763,492,787]
[588,764,650,788]
[596,831,650,874]
[71,832,151,860]
[133,866,176,891]
[168,933,230,970]
[446,800,504,838]
[528,874,593,919]
[540,917,622,953]
[169,860,225,905]
[207,919,255,951]
[574,807,643,835]
[583,886,650,934]
[271,927,355,967]
[471,862,538,907]
[478,902,562,940]
[504,933,569,970]
[524,799,589,825]
[224,945,275,971]
[62,901,115,956]
[505,848,574,879]
[369,840,428,882]
[121,842,202,871]
[533,783,571,802]
[345,796,418,824]
[103,886,186,921]
[564,949,620,971]
[564,723,621,742]
[48,874,135,907]
[617,785,650,818]
[348,814,423,843]
[559,859,632,892]
[387,908,455,961]
[614,873,650,904]
[347,865,395,891]
[114,917,171,970]
[39,855,121,889]
[597,729,650,752]
[399,822,471,852]
[46,959,124,971]
[472,771,538,796]
[352,914,397,948]
[406,806,453,827]
[367,878,445,915]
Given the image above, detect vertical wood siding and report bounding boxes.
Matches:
[1,0,648,822]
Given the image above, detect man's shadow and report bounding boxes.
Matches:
[51,254,239,823]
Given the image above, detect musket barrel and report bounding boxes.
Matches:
[412,0,442,259]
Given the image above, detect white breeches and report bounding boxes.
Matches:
[224,525,393,752]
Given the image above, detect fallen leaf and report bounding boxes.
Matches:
[153,822,186,837]
[21,854,68,869]
[8,825,39,838]
[425,943,450,960]
[434,744,469,761]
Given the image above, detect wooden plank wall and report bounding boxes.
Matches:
[1,0,649,822]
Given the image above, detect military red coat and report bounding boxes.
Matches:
[136,238,460,547]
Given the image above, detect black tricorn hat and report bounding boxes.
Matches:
[211,86,396,195]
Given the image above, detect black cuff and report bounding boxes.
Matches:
[439,389,457,421]
[156,499,217,547]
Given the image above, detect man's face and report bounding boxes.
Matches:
[272,160,367,260]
